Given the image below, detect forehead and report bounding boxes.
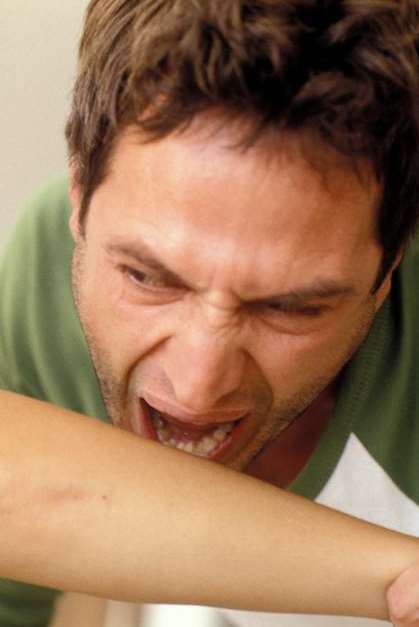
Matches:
[88,123,381,297]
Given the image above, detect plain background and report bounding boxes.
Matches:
[0,1,88,252]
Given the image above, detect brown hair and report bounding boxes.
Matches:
[66,0,419,286]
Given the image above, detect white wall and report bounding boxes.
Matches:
[0,1,89,251]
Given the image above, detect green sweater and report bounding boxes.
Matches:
[1,180,419,626]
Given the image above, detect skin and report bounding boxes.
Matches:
[2,389,419,620]
[69,117,398,480]
[388,562,419,625]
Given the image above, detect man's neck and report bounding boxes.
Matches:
[244,382,339,489]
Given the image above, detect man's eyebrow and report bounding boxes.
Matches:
[256,282,356,307]
[105,240,188,285]
[106,240,356,303]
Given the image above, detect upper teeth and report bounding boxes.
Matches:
[150,410,235,457]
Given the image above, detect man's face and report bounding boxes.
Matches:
[70,121,392,471]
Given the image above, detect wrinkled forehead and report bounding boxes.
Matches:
[88,112,381,229]
[108,122,380,231]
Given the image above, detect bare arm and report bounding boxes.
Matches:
[1,390,418,620]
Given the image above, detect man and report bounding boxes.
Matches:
[1,0,419,625]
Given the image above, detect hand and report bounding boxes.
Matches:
[387,560,419,626]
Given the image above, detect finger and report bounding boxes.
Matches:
[387,561,419,625]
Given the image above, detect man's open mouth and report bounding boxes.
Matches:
[135,398,248,461]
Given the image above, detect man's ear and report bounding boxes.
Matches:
[68,170,83,241]
[374,249,404,309]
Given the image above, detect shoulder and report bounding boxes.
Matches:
[0,180,73,395]
[0,179,74,319]
[403,230,419,266]
[0,179,108,420]
[11,177,72,249]
[1,178,73,270]
[397,232,419,313]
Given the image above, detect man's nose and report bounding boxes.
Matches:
[163,323,246,415]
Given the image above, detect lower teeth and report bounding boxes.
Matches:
[150,410,235,457]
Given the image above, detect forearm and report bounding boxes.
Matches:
[0,391,418,619]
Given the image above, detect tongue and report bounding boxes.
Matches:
[159,413,217,442]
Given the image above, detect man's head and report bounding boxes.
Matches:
[67,0,419,469]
